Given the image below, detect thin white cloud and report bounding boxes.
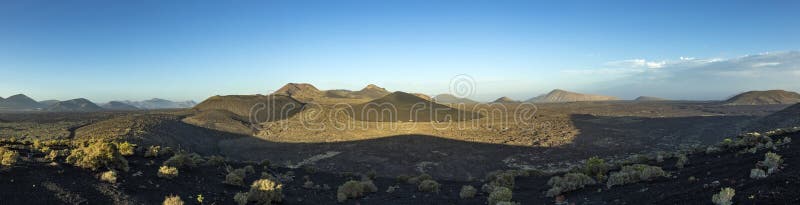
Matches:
[575,51,800,100]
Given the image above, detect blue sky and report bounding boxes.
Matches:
[1,0,799,102]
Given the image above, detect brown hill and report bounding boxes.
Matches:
[527,89,620,103]
[273,83,323,101]
[350,91,482,122]
[492,96,519,103]
[193,94,304,122]
[182,109,252,135]
[45,98,103,112]
[724,90,800,105]
[412,93,432,101]
[351,84,391,99]
[432,94,479,104]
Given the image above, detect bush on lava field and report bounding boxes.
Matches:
[418,179,440,193]
[247,178,284,205]
[66,141,129,172]
[606,164,666,188]
[0,147,19,166]
[582,156,609,181]
[712,187,735,205]
[546,172,597,197]
[460,185,477,199]
[337,180,378,202]
[163,152,205,168]
[488,186,514,205]
[158,166,179,179]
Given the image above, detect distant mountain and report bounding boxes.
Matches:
[492,96,519,103]
[273,83,324,101]
[724,90,800,105]
[122,98,197,109]
[39,100,60,106]
[527,89,620,103]
[432,94,479,104]
[46,98,103,112]
[635,96,668,101]
[352,84,391,99]
[351,91,482,122]
[0,94,44,110]
[102,101,140,111]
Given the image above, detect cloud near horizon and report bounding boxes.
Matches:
[566,51,800,100]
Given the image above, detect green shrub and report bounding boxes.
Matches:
[712,187,735,205]
[582,156,609,181]
[749,168,766,179]
[606,164,666,188]
[204,155,225,166]
[163,152,204,168]
[45,150,59,161]
[244,165,255,175]
[233,192,248,205]
[224,168,247,186]
[248,178,283,205]
[546,173,596,197]
[760,152,782,174]
[488,187,513,205]
[163,195,184,205]
[460,185,477,199]
[675,153,689,169]
[117,142,135,156]
[336,180,377,202]
[158,166,179,179]
[0,147,19,166]
[65,141,129,171]
[144,145,160,157]
[418,179,440,193]
[100,170,117,183]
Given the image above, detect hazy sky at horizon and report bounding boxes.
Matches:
[1,0,799,102]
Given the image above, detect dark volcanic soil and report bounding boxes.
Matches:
[2,132,798,204]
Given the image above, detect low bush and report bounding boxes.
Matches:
[582,156,609,181]
[233,192,248,205]
[759,152,782,174]
[749,168,766,179]
[116,142,135,156]
[163,195,184,205]
[66,141,129,171]
[248,178,283,205]
[163,152,204,168]
[418,179,440,193]
[337,180,378,202]
[0,147,19,166]
[606,164,666,188]
[712,187,735,205]
[100,170,117,183]
[144,145,160,158]
[204,155,225,166]
[460,185,477,199]
[675,153,689,169]
[224,168,247,186]
[488,187,513,205]
[158,166,179,179]
[546,173,596,197]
